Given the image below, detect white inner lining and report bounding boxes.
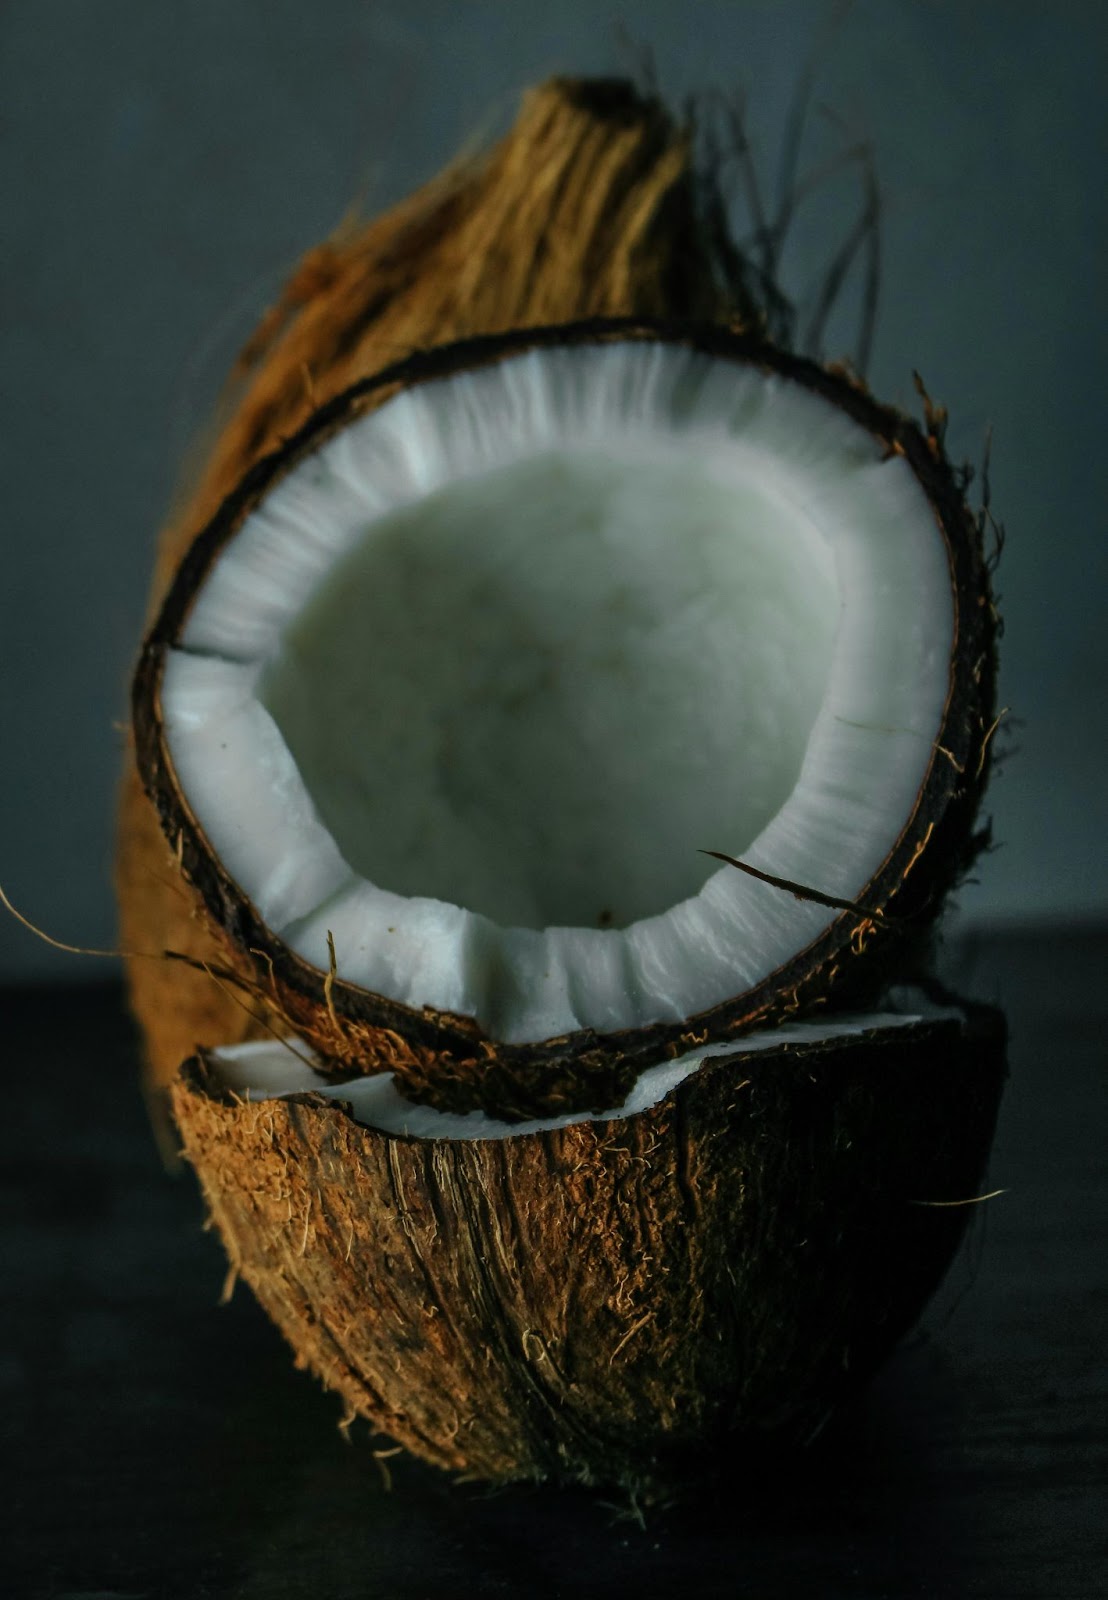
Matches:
[257,446,840,929]
[162,342,953,1043]
[209,999,961,1141]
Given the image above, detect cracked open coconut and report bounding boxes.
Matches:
[118,78,1006,1493]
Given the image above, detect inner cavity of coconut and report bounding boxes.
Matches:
[257,446,839,930]
[162,340,953,1042]
[207,996,965,1141]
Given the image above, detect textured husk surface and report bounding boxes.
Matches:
[173,1008,1006,1493]
[118,77,752,1094]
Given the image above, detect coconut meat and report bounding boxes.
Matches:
[208,996,965,1141]
[161,341,953,1042]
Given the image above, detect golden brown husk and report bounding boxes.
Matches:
[118,77,747,1091]
[174,1011,1005,1493]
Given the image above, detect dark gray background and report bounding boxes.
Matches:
[2,0,1105,980]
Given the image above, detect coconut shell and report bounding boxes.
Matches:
[117,77,751,1093]
[173,1005,1006,1493]
[134,315,996,1120]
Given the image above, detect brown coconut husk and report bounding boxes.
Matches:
[118,77,758,1094]
[173,1005,1005,1493]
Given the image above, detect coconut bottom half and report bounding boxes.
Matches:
[173,998,1005,1494]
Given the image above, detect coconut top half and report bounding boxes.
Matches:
[134,312,994,1117]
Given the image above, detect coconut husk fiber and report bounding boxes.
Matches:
[173,1008,1005,1494]
[117,77,753,1094]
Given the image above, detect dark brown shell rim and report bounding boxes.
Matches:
[187,1002,1004,1135]
[133,316,997,1117]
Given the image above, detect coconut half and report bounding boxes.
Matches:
[135,319,994,1118]
[172,994,1005,1491]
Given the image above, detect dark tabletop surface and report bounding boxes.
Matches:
[2,925,1105,1600]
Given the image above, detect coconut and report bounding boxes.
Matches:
[118,76,1005,1491]
[173,1000,1004,1494]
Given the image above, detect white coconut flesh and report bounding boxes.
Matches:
[162,340,953,1043]
[208,996,964,1141]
